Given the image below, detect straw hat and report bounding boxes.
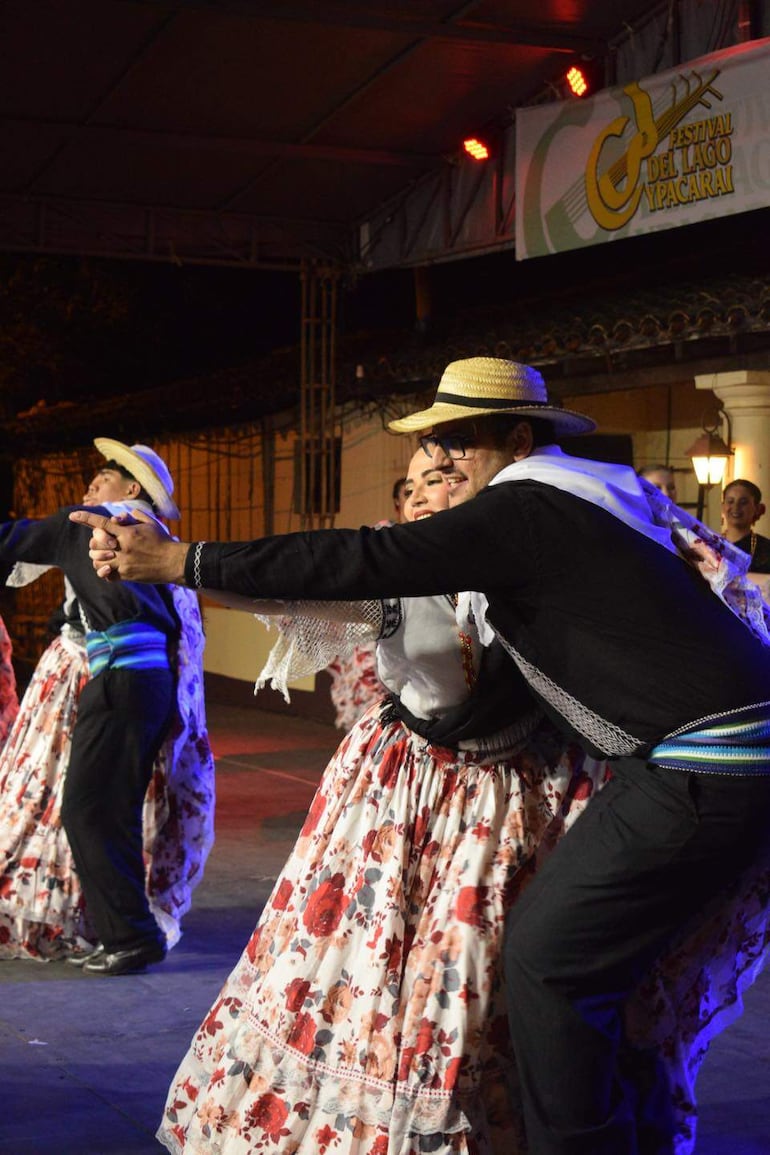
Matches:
[93,438,180,520]
[388,357,596,437]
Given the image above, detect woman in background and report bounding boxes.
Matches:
[721,478,770,573]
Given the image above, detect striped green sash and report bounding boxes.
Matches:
[86,622,170,677]
[650,702,770,776]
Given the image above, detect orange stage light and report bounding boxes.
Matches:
[463,137,490,161]
[564,58,603,98]
[566,65,589,97]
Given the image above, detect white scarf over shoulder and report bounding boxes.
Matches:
[456,445,769,648]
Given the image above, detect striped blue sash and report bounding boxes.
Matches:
[86,622,170,677]
[650,702,770,776]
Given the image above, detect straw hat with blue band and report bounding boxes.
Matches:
[93,438,180,520]
[388,357,596,438]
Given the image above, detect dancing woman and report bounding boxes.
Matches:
[158,448,608,1154]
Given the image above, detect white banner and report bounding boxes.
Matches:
[515,38,770,260]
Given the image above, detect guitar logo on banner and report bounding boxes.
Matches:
[515,38,770,260]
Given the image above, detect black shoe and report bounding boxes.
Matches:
[66,943,105,967]
[82,939,166,976]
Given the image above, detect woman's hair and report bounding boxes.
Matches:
[103,459,156,511]
[723,478,762,503]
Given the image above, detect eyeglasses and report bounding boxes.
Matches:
[419,431,476,460]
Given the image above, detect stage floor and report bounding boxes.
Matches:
[1,702,769,1154]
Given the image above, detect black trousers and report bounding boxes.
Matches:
[60,666,175,952]
[503,758,770,1155]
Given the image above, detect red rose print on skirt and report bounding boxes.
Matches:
[455,885,488,927]
[287,1010,317,1055]
[273,878,294,910]
[300,790,327,837]
[285,977,311,1012]
[302,873,348,937]
[244,1091,289,1140]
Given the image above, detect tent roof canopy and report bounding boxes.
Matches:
[0,0,663,270]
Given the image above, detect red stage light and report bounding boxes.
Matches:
[564,58,603,98]
[566,65,589,97]
[463,137,490,161]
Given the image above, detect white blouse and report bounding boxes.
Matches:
[246,594,480,719]
[376,595,480,721]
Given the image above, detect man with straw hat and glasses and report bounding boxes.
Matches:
[74,358,770,1151]
[0,439,183,975]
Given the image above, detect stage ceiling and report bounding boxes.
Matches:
[0,0,664,271]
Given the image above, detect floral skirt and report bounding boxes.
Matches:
[158,699,770,1155]
[0,596,216,960]
[625,848,770,1154]
[158,705,605,1155]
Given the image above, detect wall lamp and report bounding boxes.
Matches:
[686,409,732,520]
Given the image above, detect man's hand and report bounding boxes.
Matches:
[68,508,191,585]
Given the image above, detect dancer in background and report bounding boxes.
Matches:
[0,440,215,971]
[325,640,386,731]
[638,463,678,502]
[0,609,18,748]
[721,478,770,573]
[392,474,408,522]
[325,480,405,731]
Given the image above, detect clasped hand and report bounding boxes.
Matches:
[68,508,189,586]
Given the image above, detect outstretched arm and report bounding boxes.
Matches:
[69,507,455,598]
[70,483,533,604]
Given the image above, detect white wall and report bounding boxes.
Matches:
[202,602,315,693]
[337,410,415,528]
